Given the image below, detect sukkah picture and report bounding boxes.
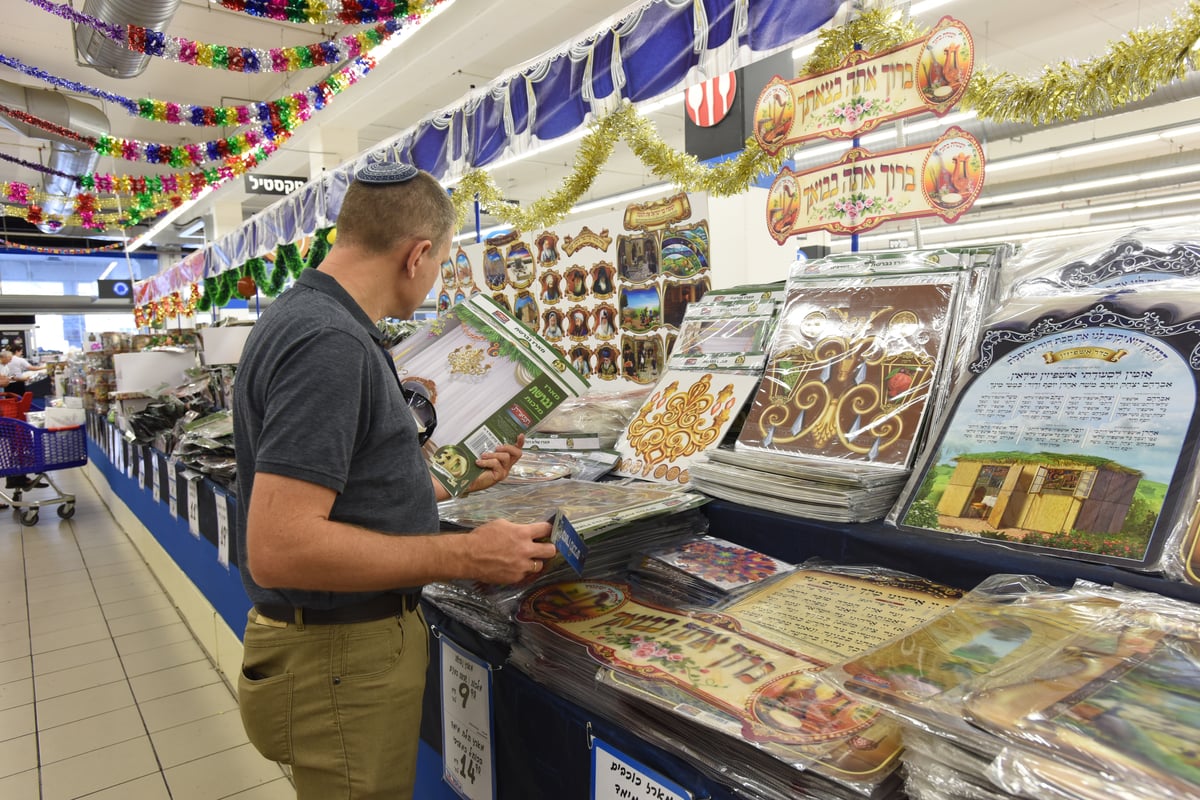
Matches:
[897,301,1200,569]
[620,334,664,385]
[738,280,954,467]
[662,278,710,328]
[660,223,710,278]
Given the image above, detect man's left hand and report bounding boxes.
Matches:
[468,433,526,493]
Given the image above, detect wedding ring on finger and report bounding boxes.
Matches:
[532,559,542,571]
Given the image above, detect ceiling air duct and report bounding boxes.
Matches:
[74,0,183,79]
[0,79,110,234]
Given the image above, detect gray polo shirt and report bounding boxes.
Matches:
[233,268,438,610]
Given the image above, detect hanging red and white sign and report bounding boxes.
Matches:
[685,72,738,127]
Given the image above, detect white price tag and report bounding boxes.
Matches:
[139,449,148,490]
[215,490,230,568]
[151,455,161,503]
[440,636,495,800]
[591,738,692,800]
[166,459,178,518]
[186,475,200,538]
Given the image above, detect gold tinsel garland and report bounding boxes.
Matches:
[449,3,1200,232]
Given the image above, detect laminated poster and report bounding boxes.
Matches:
[737,278,956,467]
[391,293,589,496]
[896,300,1200,569]
[964,610,1200,797]
[613,370,761,486]
[648,535,792,593]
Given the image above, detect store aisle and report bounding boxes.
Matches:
[0,467,293,799]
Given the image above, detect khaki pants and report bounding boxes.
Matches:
[238,607,429,800]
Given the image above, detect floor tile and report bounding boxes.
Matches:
[96,580,164,605]
[36,680,134,729]
[32,637,118,675]
[34,656,127,700]
[0,678,32,712]
[224,777,297,799]
[28,590,101,620]
[91,572,159,595]
[120,639,207,678]
[138,683,238,733]
[40,735,159,800]
[87,559,152,580]
[38,705,146,764]
[115,622,195,657]
[0,703,34,743]
[0,767,37,798]
[106,605,181,638]
[102,592,173,621]
[150,709,248,769]
[0,655,30,685]
[163,742,286,800]
[24,567,89,591]
[0,732,35,779]
[82,546,143,570]
[23,557,86,580]
[28,604,107,637]
[30,617,112,654]
[0,618,29,645]
[82,772,172,800]
[130,659,221,704]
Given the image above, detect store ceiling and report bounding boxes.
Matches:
[2,0,1198,256]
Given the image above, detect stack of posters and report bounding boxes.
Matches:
[823,575,1196,800]
[512,565,964,800]
[666,284,785,373]
[389,292,589,496]
[628,533,794,608]
[692,248,1006,521]
[890,280,1200,577]
[423,480,710,640]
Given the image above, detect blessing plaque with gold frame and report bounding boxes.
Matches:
[737,276,957,467]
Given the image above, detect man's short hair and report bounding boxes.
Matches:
[0,350,12,359]
[335,169,456,254]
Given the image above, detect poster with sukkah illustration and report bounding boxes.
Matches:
[390,294,589,496]
[613,369,760,486]
[737,277,957,467]
[963,605,1200,798]
[440,192,710,386]
[894,297,1200,570]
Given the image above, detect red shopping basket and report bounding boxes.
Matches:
[0,392,32,422]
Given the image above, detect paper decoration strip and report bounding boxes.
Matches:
[765,126,985,241]
[754,16,975,153]
[613,370,760,486]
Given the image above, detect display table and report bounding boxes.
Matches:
[83,412,1200,797]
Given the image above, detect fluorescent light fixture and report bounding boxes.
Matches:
[98,260,119,280]
[372,0,456,62]
[569,184,669,216]
[1067,133,1161,157]
[910,0,958,13]
[125,185,215,253]
[452,223,509,245]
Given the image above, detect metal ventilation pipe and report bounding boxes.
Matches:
[74,0,183,79]
[0,79,110,233]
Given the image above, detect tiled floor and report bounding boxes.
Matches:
[0,468,293,799]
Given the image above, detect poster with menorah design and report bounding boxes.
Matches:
[737,277,957,467]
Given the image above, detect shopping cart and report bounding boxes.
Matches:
[0,417,88,526]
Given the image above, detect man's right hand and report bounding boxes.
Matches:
[464,519,557,585]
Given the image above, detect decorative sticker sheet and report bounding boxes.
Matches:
[613,369,760,486]
[895,299,1200,569]
[737,278,956,467]
[437,192,711,386]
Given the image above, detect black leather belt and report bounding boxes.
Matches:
[255,592,420,625]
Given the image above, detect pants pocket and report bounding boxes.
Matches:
[238,667,295,764]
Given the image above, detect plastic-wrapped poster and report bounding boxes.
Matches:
[613,370,760,485]
[737,276,957,467]
[441,192,711,386]
[896,298,1200,570]
[390,293,589,496]
[646,535,793,594]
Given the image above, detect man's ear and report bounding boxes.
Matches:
[404,239,433,277]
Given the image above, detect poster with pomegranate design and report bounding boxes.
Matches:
[737,277,956,467]
[436,191,710,387]
[765,127,984,242]
[613,370,760,485]
[754,16,974,153]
